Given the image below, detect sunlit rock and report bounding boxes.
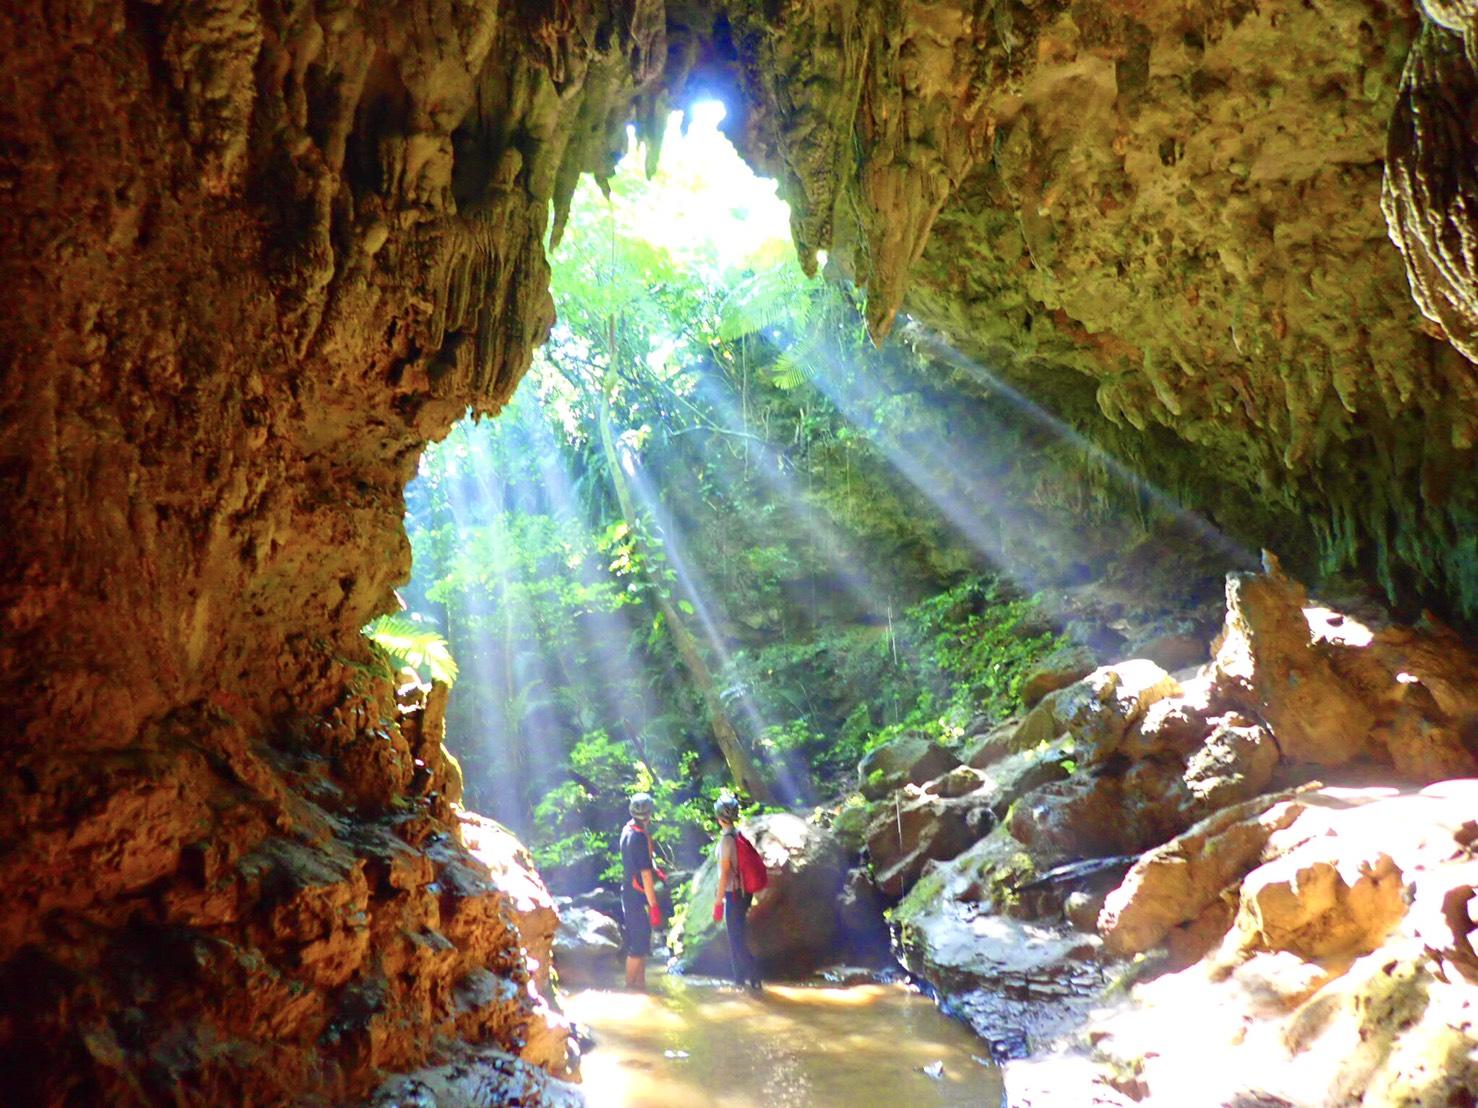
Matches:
[1043,660,1182,760]
[552,903,622,985]
[1098,791,1311,958]
[1084,781,1478,1106]
[1211,558,1478,777]
[1019,644,1100,707]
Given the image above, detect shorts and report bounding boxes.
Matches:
[621,890,651,957]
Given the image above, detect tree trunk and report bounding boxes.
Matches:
[597,387,772,802]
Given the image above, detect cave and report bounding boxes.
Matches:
[2,0,1476,1104]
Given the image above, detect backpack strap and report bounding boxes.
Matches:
[627,819,660,893]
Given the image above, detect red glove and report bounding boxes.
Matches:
[712,901,724,922]
[648,902,662,927]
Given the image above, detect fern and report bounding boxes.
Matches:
[765,334,824,389]
[716,265,820,343]
[363,615,459,687]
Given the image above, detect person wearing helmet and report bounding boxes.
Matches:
[711,793,762,991]
[620,792,663,990]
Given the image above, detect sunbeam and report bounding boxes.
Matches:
[903,320,1258,571]
[610,426,809,802]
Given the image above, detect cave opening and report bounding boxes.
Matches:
[382,100,1257,902]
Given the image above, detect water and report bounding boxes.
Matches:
[561,969,1005,1107]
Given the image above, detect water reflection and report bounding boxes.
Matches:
[562,969,1004,1107]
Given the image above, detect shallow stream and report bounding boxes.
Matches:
[561,968,1005,1107]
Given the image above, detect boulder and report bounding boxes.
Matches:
[964,720,1021,769]
[1005,709,1280,869]
[972,740,1078,818]
[857,735,961,799]
[1019,643,1100,707]
[670,814,846,977]
[1181,713,1281,809]
[551,904,622,984]
[927,764,990,798]
[1045,660,1182,759]
[1097,791,1309,957]
[867,790,995,896]
[1118,680,1217,761]
[866,742,1080,899]
[1210,557,1478,778]
[1008,700,1064,751]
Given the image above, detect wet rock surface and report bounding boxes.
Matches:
[368,1047,584,1108]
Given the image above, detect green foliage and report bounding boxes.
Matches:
[401,110,1076,871]
[905,577,1062,728]
[362,614,459,687]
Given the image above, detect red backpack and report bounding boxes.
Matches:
[733,830,769,894]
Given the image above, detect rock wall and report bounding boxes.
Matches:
[3,0,1477,1100]
[883,563,1478,1102]
[0,0,667,1100]
[710,0,1478,616]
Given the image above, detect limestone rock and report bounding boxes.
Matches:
[857,735,961,799]
[551,904,622,985]
[1020,644,1100,707]
[368,1047,584,1108]
[1085,780,1478,1106]
[671,814,846,977]
[1045,661,1182,762]
[1118,687,1216,762]
[1009,701,1065,752]
[1234,850,1408,962]
[1181,714,1281,809]
[457,812,561,992]
[894,893,1111,1060]
[1212,562,1478,777]
[1383,13,1478,366]
[7,0,1478,1098]
[964,720,1021,770]
[1098,791,1310,957]
[867,790,996,897]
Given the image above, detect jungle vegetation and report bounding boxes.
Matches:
[386,107,1069,886]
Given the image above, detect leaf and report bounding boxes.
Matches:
[363,615,459,687]
[716,265,818,343]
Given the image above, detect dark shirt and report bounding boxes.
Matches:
[620,819,654,890]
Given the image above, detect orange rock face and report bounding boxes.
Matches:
[0,0,638,1096]
[3,0,1477,1101]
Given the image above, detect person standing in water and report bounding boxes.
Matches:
[711,794,762,991]
[620,793,664,991]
